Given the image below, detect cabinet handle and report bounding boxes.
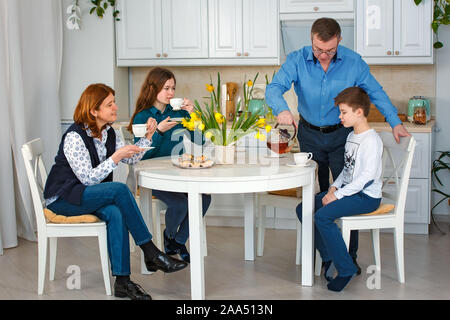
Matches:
[313,6,319,11]
[236,52,241,56]
[395,51,400,55]
[387,50,392,55]
[244,52,249,56]
[156,53,161,58]
[163,53,168,57]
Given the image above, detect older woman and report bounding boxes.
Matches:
[44,83,187,300]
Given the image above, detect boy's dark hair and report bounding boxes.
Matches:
[311,18,341,42]
[334,87,371,117]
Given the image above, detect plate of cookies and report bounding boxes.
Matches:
[173,153,214,169]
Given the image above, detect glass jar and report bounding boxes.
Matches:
[413,106,427,125]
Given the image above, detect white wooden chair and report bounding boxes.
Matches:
[21,138,111,295]
[257,161,323,276]
[338,132,416,283]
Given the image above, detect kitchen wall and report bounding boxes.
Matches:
[130,64,436,118]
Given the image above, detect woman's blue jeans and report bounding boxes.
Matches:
[47,182,152,276]
[296,191,380,277]
[152,190,211,245]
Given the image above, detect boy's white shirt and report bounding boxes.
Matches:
[332,128,383,199]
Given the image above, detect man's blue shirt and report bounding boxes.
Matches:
[265,45,401,128]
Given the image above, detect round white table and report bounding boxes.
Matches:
[136,154,316,300]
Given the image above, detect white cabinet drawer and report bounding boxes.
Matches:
[280,0,354,13]
[383,178,429,224]
[383,132,430,179]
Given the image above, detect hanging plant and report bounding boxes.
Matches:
[414,0,450,49]
[89,0,120,21]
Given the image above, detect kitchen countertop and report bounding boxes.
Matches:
[112,120,435,133]
[369,120,435,133]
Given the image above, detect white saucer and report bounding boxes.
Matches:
[140,146,155,151]
[286,162,311,167]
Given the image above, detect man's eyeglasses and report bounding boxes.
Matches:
[312,48,337,56]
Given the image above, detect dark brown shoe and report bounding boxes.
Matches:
[114,280,152,300]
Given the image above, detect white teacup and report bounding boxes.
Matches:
[293,152,313,165]
[132,124,147,138]
[170,98,183,110]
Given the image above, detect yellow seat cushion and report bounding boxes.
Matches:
[360,203,395,216]
[268,188,301,198]
[44,208,100,224]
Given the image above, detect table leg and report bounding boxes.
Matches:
[301,171,315,286]
[188,189,205,300]
[140,187,153,275]
[244,193,256,261]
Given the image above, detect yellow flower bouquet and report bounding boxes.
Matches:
[181,73,271,147]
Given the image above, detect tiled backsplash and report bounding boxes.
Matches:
[131,64,436,117]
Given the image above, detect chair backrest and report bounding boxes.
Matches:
[378,132,416,222]
[120,125,134,145]
[21,138,49,232]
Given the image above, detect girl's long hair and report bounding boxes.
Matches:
[73,83,115,138]
[127,67,176,132]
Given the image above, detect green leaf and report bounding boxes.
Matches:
[89,7,96,14]
[432,21,440,33]
[414,0,422,6]
[434,41,444,48]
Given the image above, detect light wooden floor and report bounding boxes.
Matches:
[1,223,449,300]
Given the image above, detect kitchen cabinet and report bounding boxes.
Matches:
[115,0,208,64]
[280,0,354,14]
[115,0,279,66]
[356,0,433,65]
[208,0,279,61]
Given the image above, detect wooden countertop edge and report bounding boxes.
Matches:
[112,120,435,133]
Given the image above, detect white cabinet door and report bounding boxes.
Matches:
[243,0,279,58]
[280,0,354,13]
[116,0,162,60]
[394,0,432,57]
[209,0,243,58]
[162,0,209,59]
[209,0,278,59]
[356,0,433,64]
[356,0,393,57]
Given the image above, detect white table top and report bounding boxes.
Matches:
[136,154,315,183]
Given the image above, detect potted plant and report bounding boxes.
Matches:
[414,0,450,48]
[181,73,271,164]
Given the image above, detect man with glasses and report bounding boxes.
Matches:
[265,17,410,276]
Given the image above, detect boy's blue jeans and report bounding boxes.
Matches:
[296,191,380,277]
[47,182,152,276]
[152,190,211,245]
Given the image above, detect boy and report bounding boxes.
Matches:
[296,87,383,292]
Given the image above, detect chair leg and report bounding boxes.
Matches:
[37,235,48,295]
[152,200,162,251]
[393,226,405,283]
[49,237,57,281]
[202,217,208,257]
[314,250,322,276]
[371,229,381,271]
[341,223,351,251]
[257,203,266,257]
[129,233,136,253]
[98,228,112,295]
[295,219,301,265]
